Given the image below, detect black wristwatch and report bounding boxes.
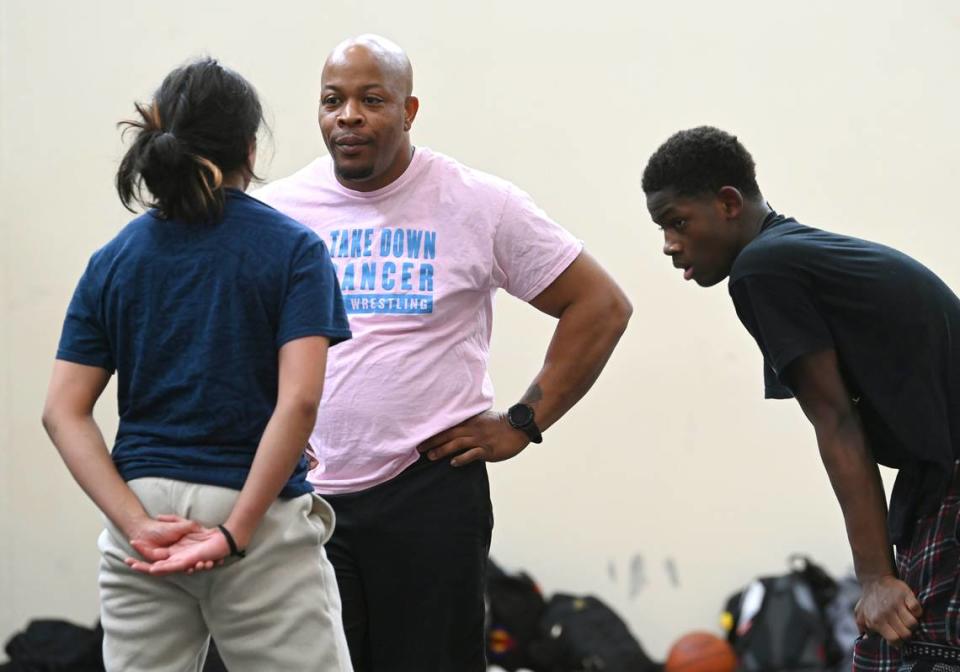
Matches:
[506,403,543,444]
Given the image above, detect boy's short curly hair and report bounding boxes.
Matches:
[641,126,760,198]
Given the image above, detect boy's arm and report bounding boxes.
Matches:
[783,348,921,646]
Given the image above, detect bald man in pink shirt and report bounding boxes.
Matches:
[255,34,632,671]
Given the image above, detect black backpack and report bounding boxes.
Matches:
[723,556,842,672]
[485,558,548,671]
[2,619,104,672]
[823,576,861,672]
[529,594,661,672]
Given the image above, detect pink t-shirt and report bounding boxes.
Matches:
[254,147,582,493]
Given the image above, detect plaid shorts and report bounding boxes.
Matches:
[853,465,960,672]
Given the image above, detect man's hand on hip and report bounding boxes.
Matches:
[417,410,529,466]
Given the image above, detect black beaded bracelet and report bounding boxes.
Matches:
[217,525,246,558]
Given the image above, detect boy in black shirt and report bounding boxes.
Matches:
[642,126,960,670]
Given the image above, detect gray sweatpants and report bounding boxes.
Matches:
[97,477,353,672]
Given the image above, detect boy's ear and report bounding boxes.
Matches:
[717,186,745,219]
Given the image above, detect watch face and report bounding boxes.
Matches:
[509,404,534,426]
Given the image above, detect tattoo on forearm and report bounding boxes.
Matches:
[520,383,543,405]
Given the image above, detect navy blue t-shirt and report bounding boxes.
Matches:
[56,189,352,497]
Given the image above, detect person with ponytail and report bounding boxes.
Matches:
[41,58,354,671]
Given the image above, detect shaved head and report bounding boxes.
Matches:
[324,34,413,98]
[318,35,420,191]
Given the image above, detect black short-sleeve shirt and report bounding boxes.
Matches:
[728,213,960,544]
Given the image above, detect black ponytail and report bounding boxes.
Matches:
[116,58,263,224]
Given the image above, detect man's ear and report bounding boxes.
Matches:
[403,96,420,132]
[717,186,745,219]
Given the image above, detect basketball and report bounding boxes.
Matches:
[664,631,737,672]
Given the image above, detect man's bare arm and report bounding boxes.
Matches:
[418,251,631,465]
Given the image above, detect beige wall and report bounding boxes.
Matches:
[2,0,958,658]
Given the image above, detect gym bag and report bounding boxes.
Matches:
[2,619,104,672]
[485,558,548,671]
[722,555,843,672]
[530,594,660,672]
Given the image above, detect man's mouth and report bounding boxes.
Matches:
[334,135,370,156]
[335,134,370,146]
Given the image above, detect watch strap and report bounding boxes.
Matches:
[507,403,543,444]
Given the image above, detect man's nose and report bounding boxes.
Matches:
[338,100,363,126]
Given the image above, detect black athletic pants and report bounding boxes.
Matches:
[323,453,493,672]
